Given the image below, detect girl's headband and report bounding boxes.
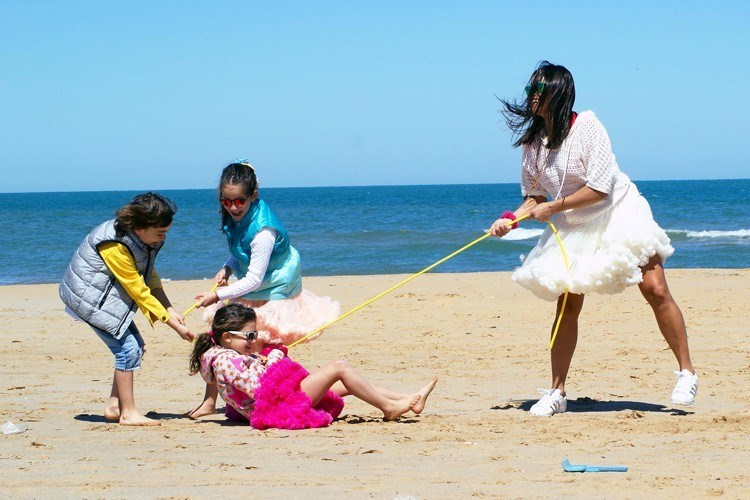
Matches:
[233,158,255,172]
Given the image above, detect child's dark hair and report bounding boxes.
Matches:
[189,303,258,375]
[219,161,258,229]
[115,192,177,234]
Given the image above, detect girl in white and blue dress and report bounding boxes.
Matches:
[490,61,698,417]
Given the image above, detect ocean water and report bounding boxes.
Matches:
[0,179,748,285]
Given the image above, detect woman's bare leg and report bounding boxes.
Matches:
[301,360,419,420]
[638,255,694,372]
[186,382,219,419]
[549,293,585,395]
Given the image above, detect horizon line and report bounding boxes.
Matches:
[2,177,749,195]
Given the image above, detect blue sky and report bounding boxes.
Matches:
[1,1,748,193]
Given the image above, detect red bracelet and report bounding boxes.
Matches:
[500,210,518,229]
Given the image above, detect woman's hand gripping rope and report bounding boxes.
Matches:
[489,212,571,349]
[287,215,532,349]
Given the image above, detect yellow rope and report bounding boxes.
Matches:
[287,214,531,349]
[547,221,570,349]
[183,282,219,317]
[188,213,569,351]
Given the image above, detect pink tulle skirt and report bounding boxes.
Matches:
[202,289,341,345]
[251,357,345,430]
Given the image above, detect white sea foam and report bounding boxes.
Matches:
[501,227,545,241]
[668,229,750,239]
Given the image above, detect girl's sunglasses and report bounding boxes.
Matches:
[220,197,248,208]
[227,330,258,341]
[524,81,547,96]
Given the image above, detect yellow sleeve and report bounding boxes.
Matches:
[148,267,163,290]
[99,242,171,326]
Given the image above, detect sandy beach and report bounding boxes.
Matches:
[2,269,749,498]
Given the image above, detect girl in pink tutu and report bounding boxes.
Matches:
[189,304,438,429]
[188,160,341,419]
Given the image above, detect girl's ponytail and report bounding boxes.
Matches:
[189,332,217,375]
[189,304,257,374]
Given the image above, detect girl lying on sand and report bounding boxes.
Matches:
[189,303,437,429]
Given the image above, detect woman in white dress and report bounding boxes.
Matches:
[490,61,698,416]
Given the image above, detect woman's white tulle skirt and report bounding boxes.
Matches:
[511,183,674,301]
[202,289,342,345]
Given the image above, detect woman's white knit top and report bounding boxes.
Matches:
[520,110,631,225]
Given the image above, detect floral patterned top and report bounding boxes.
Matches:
[200,346,285,419]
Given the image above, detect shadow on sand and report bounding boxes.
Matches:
[492,397,694,416]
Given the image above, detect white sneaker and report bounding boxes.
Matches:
[530,389,567,417]
[671,369,698,405]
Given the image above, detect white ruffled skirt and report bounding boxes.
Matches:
[511,183,674,301]
[202,289,341,345]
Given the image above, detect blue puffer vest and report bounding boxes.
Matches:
[224,199,302,300]
[59,220,162,339]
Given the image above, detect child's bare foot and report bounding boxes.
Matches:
[119,412,161,426]
[185,400,217,419]
[382,394,420,421]
[103,404,120,421]
[412,377,438,415]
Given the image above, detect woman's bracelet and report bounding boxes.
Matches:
[500,210,518,229]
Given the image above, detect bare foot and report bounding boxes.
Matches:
[185,400,217,419]
[119,412,161,426]
[412,377,438,415]
[382,394,420,421]
[103,404,120,421]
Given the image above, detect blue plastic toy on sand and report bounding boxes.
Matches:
[562,458,628,473]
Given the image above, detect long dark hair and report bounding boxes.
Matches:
[500,61,576,150]
[115,192,176,235]
[189,303,257,374]
[218,161,258,229]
